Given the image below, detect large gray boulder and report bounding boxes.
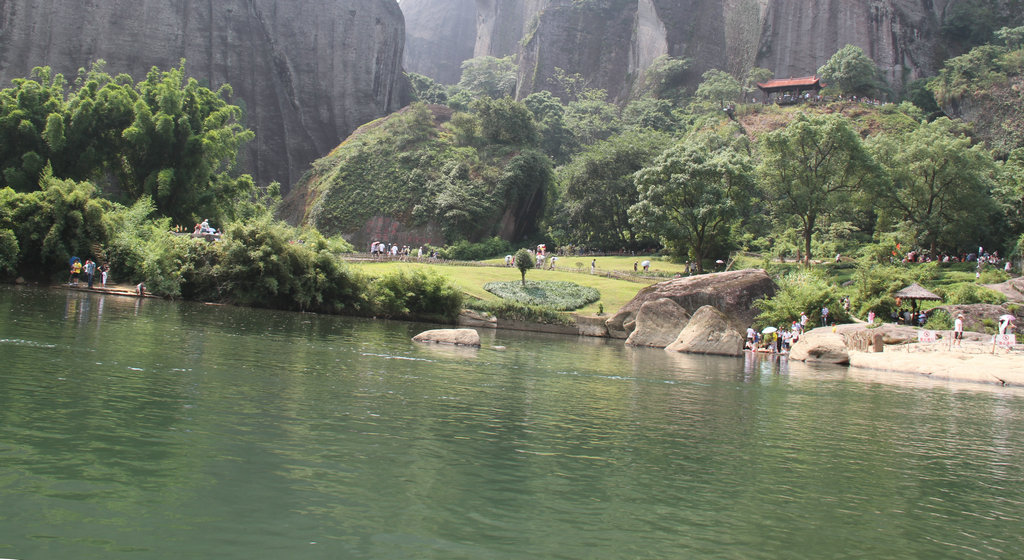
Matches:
[665,306,744,357]
[790,328,850,364]
[0,0,408,192]
[607,269,776,339]
[412,328,481,347]
[625,298,691,348]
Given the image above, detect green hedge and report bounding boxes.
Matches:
[483,280,600,311]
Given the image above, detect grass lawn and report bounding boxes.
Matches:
[347,260,656,314]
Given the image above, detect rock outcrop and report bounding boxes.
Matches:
[665,305,745,357]
[606,269,776,339]
[625,298,691,348]
[0,0,408,192]
[412,328,481,347]
[789,328,850,364]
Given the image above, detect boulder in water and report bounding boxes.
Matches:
[412,328,481,347]
[789,328,850,364]
[606,269,776,339]
[625,298,691,348]
[665,305,744,357]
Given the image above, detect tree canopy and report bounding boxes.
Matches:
[817,45,883,97]
[0,60,255,225]
[758,113,881,264]
[870,118,999,255]
[630,132,754,271]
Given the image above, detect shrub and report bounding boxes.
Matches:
[436,237,512,261]
[367,268,464,322]
[979,268,1009,284]
[936,282,1007,305]
[0,228,18,277]
[924,309,953,331]
[483,280,600,311]
[468,299,575,325]
[754,269,850,329]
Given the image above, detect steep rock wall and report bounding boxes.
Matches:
[401,0,477,83]
[402,0,1015,102]
[0,0,408,192]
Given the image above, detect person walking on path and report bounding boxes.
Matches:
[953,314,964,348]
[590,259,596,275]
[820,306,830,327]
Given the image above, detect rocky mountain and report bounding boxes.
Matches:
[0,0,408,192]
[401,0,1022,100]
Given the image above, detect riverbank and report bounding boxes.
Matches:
[848,342,1024,387]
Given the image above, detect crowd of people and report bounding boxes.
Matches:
[68,258,109,289]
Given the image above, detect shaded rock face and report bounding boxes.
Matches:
[0,0,408,192]
[401,0,478,83]
[606,269,777,339]
[665,305,745,357]
[412,328,481,347]
[789,328,850,364]
[625,298,691,348]
[402,0,1010,102]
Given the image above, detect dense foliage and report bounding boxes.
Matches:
[305,102,551,245]
[0,60,256,225]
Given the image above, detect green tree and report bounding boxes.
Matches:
[564,89,622,147]
[621,97,678,132]
[557,130,670,249]
[638,56,691,99]
[406,72,449,105]
[523,91,575,162]
[869,118,999,255]
[457,56,517,99]
[743,67,775,99]
[0,67,68,191]
[0,169,108,278]
[0,60,256,225]
[757,113,881,265]
[995,147,1024,244]
[514,248,534,286]
[471,96,538,146]
[630,133,754,271]
[120,61,255,225]
[817,44,884,97]
[996,26,1024,50]
[694,69,742,108]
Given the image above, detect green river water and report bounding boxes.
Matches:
[1,285,1023,559]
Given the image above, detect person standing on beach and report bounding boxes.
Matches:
[953,314,964,347]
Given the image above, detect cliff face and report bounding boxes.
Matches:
[0,0,408,192]
[401,0,1017,101]
[401,0,477,83]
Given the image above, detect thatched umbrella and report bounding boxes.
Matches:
[893,283,942,311]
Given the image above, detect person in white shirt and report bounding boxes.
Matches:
[953,314,964,347]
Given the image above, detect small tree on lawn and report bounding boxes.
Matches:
[514,248,534,286]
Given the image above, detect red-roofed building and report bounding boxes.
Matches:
[756,76,825,101]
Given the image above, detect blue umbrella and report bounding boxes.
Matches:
[69,256,81,265]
